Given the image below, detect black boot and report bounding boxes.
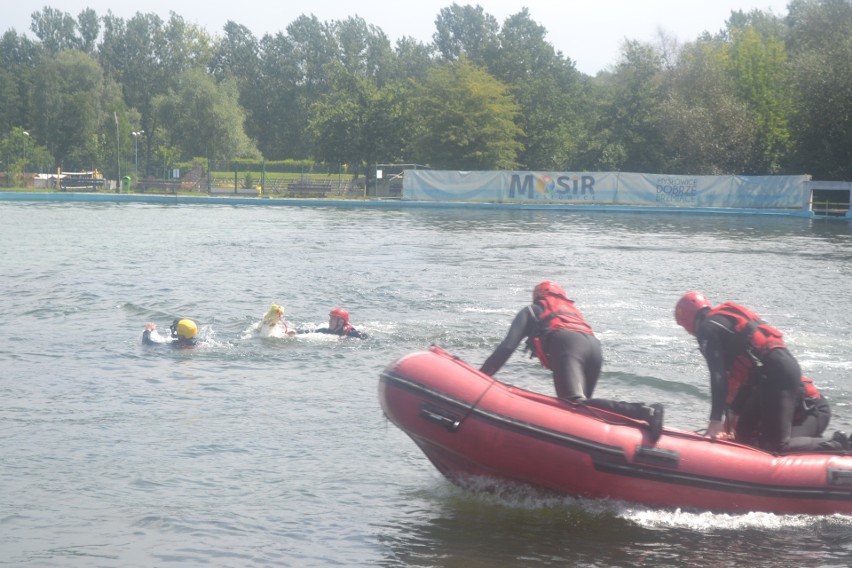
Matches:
[820,431,849,451]
[645,403,664,443]
[583,399,664,442]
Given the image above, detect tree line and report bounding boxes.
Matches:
[1,0,851,187]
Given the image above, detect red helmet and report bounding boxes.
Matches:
[329,308,350,324]
[674,292,712,335]
[533,281,567,301]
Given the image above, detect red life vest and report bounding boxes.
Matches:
[706,302,786,405]
[726,353,754,405]
[529,296,593,369]
[707,302,786,354]
[801,376,821,399]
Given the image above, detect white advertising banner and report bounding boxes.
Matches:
[402,171,809,209]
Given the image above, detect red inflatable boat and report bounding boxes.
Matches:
[378,346,852,515]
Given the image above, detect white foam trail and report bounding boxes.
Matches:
[429,476,852,530]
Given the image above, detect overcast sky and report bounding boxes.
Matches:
[6,1,790,75]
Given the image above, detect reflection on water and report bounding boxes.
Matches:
[377,481,852,567]
[2,202,852,566]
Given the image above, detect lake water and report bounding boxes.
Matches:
[2,200,852,566]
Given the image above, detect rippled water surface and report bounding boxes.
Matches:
[2,201,852,566]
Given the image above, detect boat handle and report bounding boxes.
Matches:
[634,445,680,468]
[419,402,461,432]
[827,468,852,486]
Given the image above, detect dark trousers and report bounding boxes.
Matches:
[547,330,602,400]
[735,349,831,452]
[547,330,654,422]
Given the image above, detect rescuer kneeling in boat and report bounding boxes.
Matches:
[480,281,665,442]
[675,292,847,452]
[142,318,199,348]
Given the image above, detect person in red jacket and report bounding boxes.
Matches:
[674,291,846,452]
[481,281,664,441]
[299,308,367,339]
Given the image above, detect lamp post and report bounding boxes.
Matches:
[132,130,144,183]
[22,131,29,188]
[114,112,120,192]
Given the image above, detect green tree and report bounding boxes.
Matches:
[0,30,40,133]
[785,0,852,52]
[490,9,587,169]
[248,15,338,160]
[28,7,100,54]
[99,12,166,170]
[99,12,214,175]
[726,8,787,40]
[308,63,369,168]
[287,15,338,102]
[76,8,99,54]
[410,57,523,169]
[152,68,260,162]
[308,62,410,184]
[29,7,78,53]
[333,16,394,82]
[785,0,852,179]
[0,127,49,186]
[250,32,304,159]
[211,21,259,84]
[305,15,405,183]
[388,36,434,82]
[727,26,791,172]
[160,13,212,79]
[433,3,499,65]
[659,38,759,174]
[589,40,667,172]
[150,127,181,181]
[211,22,261,161]
[30,49,125,172]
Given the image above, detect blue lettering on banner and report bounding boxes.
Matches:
[556,175,595,198]
[509,174,535,198]
[656,177,697,203]
[509,174,596,200]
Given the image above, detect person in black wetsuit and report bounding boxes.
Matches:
[792,377,833,438]
[734,375,834,447]
[674,291,847,452]
[480,281,664,441]
[300,308,367,339]
[142,319,199,348]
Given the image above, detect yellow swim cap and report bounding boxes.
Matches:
[175,319,198,339]
[264,304,284,323]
